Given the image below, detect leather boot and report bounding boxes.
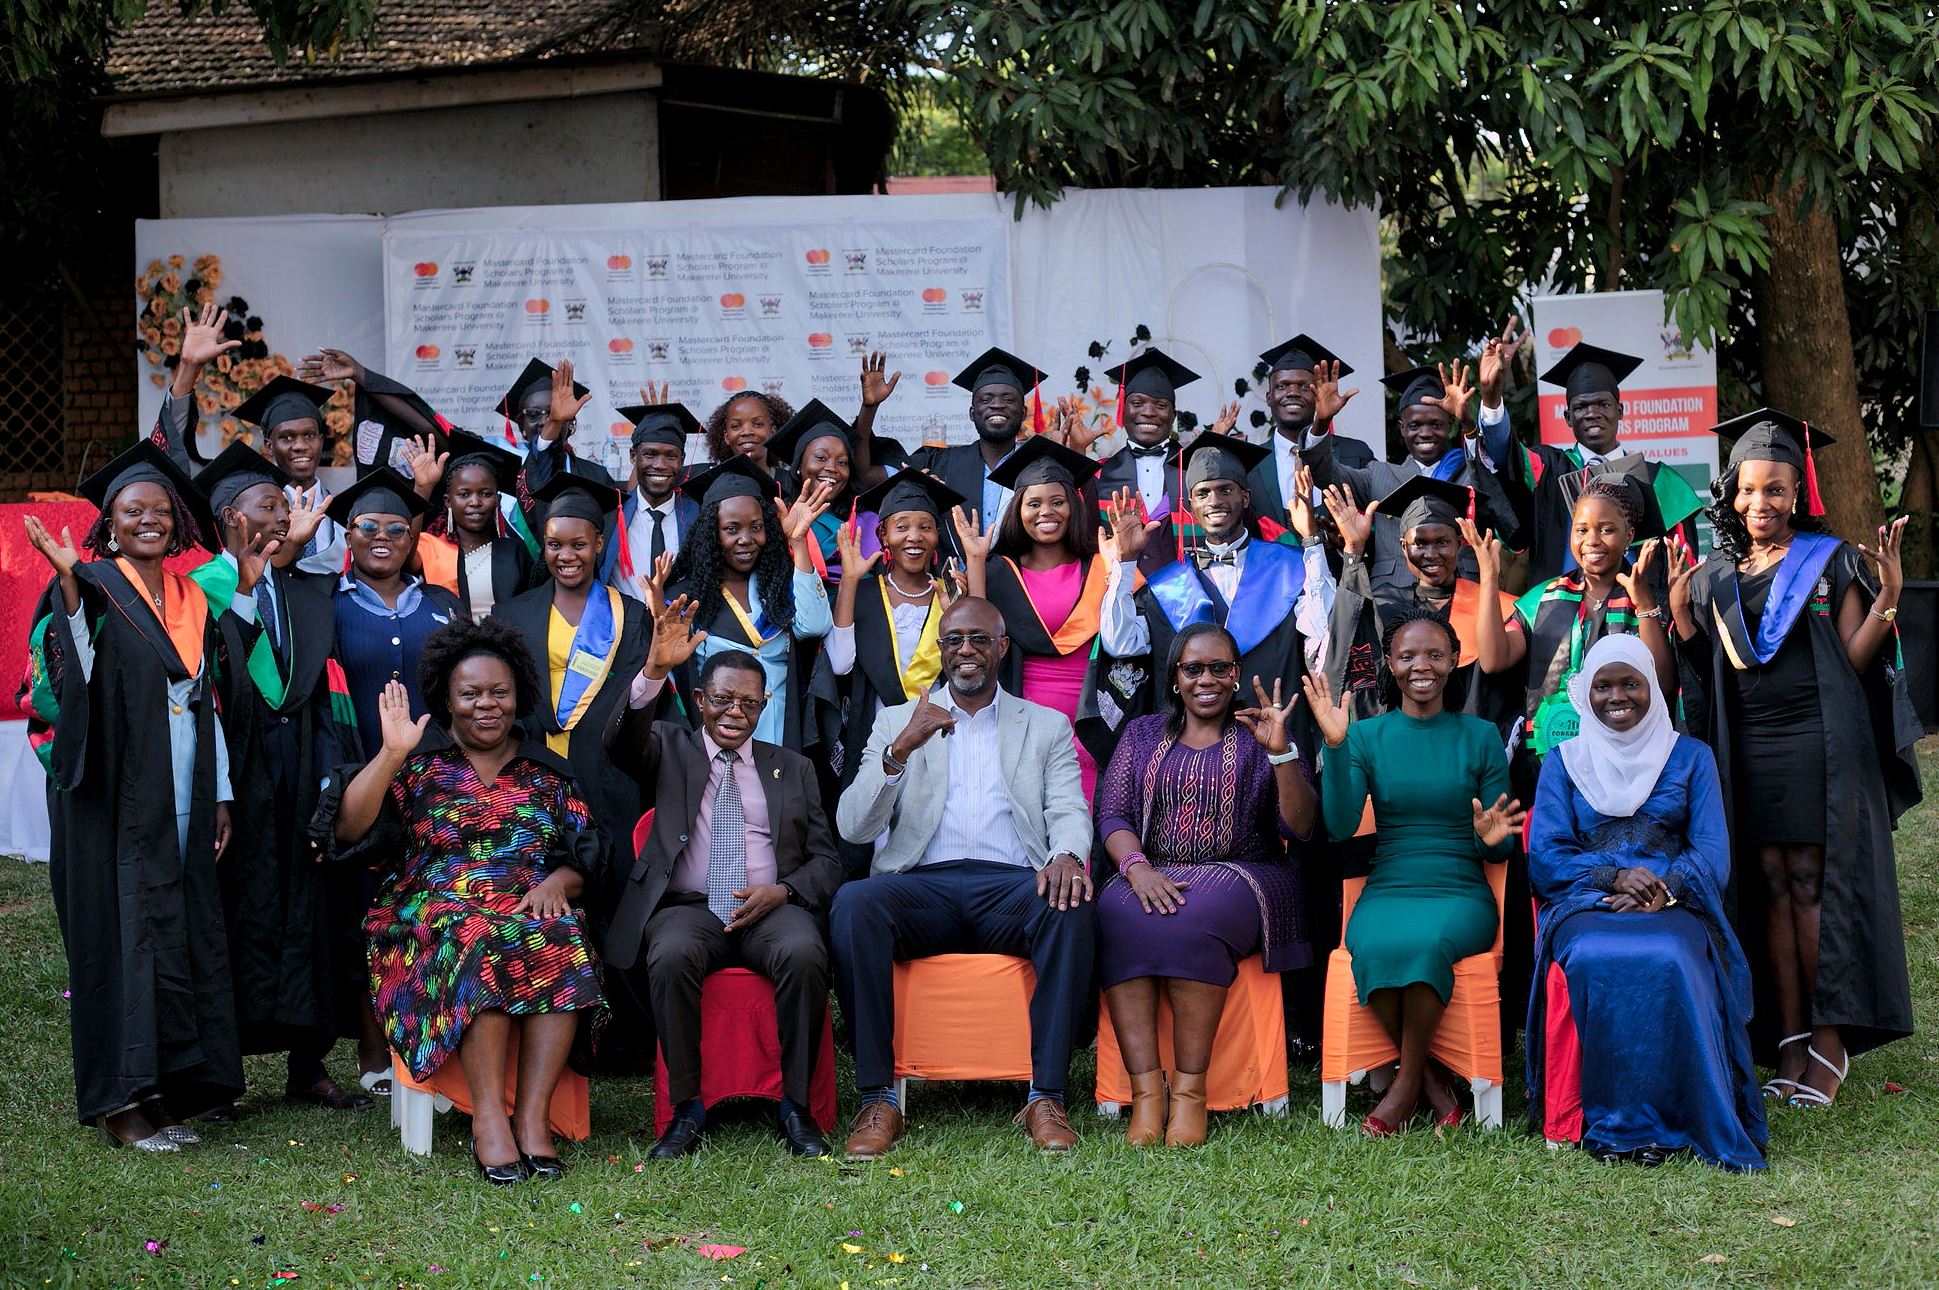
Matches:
[1165,1071,1208,1147]
[1125,1070,1167,1147]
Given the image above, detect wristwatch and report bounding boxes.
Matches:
[1267,747,1300,765]
[1872,604,1899,623]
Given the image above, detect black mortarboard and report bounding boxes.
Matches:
[1180,431,1270,490]
[497,357,590,421]
[1558,454,1669,542]
[1376,475,1474,536]
[855,467,969,524]
[767,399,855,469]
[679,454,780,509]
[1381,364,1446,411]
[1540,343,1642,401]
[986,435,1101,493]
[234,375,335,433]
[1112,348,1201,401]
[616,401,700,451]
[323,465,428,525]
[441,429,523,490]
[195,440,290,516]
[951,346,1041,394]
[1259,334,1353,377]
[1708,408,1832,515]
[80,440,221,553]
[533,472,618,528]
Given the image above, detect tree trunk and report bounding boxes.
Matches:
[1751,182,1883,543]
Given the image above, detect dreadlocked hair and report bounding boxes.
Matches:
[703,391,796,465]
[1575,479,1641,535]
[1706,461,1822,564]
[83,482,202,558]
[668,494,798,634]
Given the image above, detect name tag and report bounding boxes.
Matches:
[568,649,606,679]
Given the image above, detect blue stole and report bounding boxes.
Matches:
[1741,530,1841,664]
[1145,539,1306,657]
[556,584,618,727]
[1429,446,1469,482]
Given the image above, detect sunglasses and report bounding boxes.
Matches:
[1178,660,1239,679]
[353,521,412,540]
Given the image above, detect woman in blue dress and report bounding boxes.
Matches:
[1525,633,1767,1170]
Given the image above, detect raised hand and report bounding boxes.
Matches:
[1287,465,1319,540]
[890,688,957,764]
[179,304,241,370]
[1667,541,1698,631]
[1428,359,1475,427]
[638,379,670,405]
[781,477,838,545]
[545,359,591,436]
[860,351,901,407]
[23,515,82,580]
[1233,674,1297,755]
[836,514,881,583]
[1057,398,1108,455]
[284,488,326,554]
[1103,486,1161,564]
[234,516,282,594]
[1614,538,1662,612]
[1323,483,1372,556]
[1313,359,1360,424]
[644,592,708,677]
[405,432,449,497]
[1208,401,1241,437]
[1300,670,1352,748]
[1857,514,1910,601]
[641,550,676,614]
[1477,315,1524,408]
[298,348,366,385]
[1470,792,1527,849]
[378,678,430,755]
[950,504,991,565]
[1456,516,1502,585]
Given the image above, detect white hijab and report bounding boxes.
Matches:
[1557,633,1677,819]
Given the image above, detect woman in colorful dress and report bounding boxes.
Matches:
[1671,410,1919,1108]
[1525,634,1766,1170]
[319,617,606,1185]
[1095,623,1316,1147]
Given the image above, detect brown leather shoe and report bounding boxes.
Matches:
[1125,1070,1167,1147]
[843,1102,905,1159]
[1165,1071,1208,1147]
[1015,1097,1079,1152]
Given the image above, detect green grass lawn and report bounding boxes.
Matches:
[3,753,1937,1289]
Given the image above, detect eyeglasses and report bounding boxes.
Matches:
[940,632,997,650]
[353,521,412,539]
[700,690,768,715]
[1178,660,1239,679]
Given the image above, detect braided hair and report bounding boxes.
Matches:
[668,494,798,634]
[1378,606,1460,709]
[1577,478,1641,534]
[1706,461,1824,564]
[703,391,796,465]
[83,481,203,558]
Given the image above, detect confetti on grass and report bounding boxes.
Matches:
[696,1245,746,1260]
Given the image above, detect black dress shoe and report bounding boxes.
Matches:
[474,1150,528,1186]
[777,1103,830,1158]
[196,1102,241,1126]
[521,1153,568,1179]
[648,1113,705,1160]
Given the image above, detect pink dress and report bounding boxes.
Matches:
[1017,561,1099,804]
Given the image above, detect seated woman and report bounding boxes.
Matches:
[1095,623,1317,1148]
[319,618,606,1185]
[1526,635,1767,1170]
[1305,609,1523,1135]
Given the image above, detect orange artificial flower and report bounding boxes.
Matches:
[168,255,184,269]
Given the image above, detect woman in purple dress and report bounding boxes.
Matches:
[1094,622,1319,1147]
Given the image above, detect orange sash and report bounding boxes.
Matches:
[417,531,461,595]
[1005,555,1123,656]
[116,556,208,678]
[1448,579,1518,668]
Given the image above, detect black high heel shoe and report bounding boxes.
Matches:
[521,1153,567,1180]
[473,1145,528,1186]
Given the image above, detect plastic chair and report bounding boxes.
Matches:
[1319,860,1509,1129]
[1093,953,1291,1117]
[651,967,839,1134]
[890,953,1036,1108]
[390,1038,590,1156]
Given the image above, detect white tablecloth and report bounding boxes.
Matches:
[0,719,51,862]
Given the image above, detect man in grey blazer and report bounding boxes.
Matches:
[832,597,1095,1158]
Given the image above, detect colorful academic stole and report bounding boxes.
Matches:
[554,585,623,735]
[1715,530,1841,670]
[115,556,207,680]
[1517,577,1638,756]
[22,611,62,774]
[188,557,291,708]
[1446,579,1512,669]
[1144,540,1304,658]
[878,579,942,700]
[1429,446,1469,482]
[723,588,778,647]
[1001,556,1115,657]
[324,659,358,732]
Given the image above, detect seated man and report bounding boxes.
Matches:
[606,632,842,1160]
[832,596,1096,1158]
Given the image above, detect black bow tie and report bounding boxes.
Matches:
[1128,444,1171,459]
[1195,548,1241,568]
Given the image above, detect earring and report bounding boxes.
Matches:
[1171,684,1180,693]
[107,535,120,553]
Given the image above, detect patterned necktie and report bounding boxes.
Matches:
[706,748,747,925]
[260,575,284,656]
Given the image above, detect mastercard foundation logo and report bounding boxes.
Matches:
[722,376,748,392]
[412,262,438,278]
[921,287,947,304]
[610,421,633,436]
[720,293,746,309]
[607,255,632,271]
[923,371,950,386]
[609,338,634,354]
[524,298,550,315]
[805,249,832,265]
[807,333,833,349]
[1548,326,1583,348]
[414,344,440,360]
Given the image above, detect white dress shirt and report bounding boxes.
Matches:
[886,686,1030,868]
[1134,452,1168,513]
[622,501,682,600]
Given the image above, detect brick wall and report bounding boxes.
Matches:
[59,228,142,493]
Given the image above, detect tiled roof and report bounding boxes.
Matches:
[105,0,646,97]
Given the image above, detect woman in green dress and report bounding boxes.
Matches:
[1305,608,1524,1136]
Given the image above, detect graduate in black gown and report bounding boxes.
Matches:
[767,397,902,579]
[1245,334,1376,526]
[23,442,242,1150]
[1672,410,1921,1108]
[188,444,370,1115]
[415,429,540,623]
[510,356,619,519]
[907,346,1046,528]
[1092,348,1192,581]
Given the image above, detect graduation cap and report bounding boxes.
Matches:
[1539,342,1643,401]
[1380,364,1446,411]
[323,465,428,526]
[442,429,523,489]
[986,434,1101,493]
[855,468,971,564]
[1557,453,1670,542]
[680,454,780,509]
[1376,475,1477,535]
[767,399,856,469]
[1708,408,1832,516]
[951,346,1040,394]
[194,440,290,516]
[616,402,701,451]
[234,375,335,433]
[496,357,590,422]
[533,472,619,527]
[1180,430,1270,490]
[1259,334,1353,377]
[1111,348,1201,401]
[80,439,221,553]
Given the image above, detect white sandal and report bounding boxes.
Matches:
[1762,1032,1810,1101]
[1789,1045,1849,1109]
[359,1069,393,1098]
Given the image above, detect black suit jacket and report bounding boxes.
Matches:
[908,441,1005,526]
[604,720,841,970]
[1246,426,1377,520]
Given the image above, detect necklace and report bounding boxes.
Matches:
[886,571,932,598]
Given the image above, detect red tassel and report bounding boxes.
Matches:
[434,413,455,432]
[1802,420,1824,516]
[1176,453,1186,563]
[1030,372,1046,436]
[1466,486,1477,523]
[503,417,519,448]
[1115,379,1125,430]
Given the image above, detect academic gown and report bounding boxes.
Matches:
[908,442,1008,527]
[418,531,539,622]
[352,366,449,475]
[196,561,366,1048]
[1680,538,1921,1059]
[665,577,822,753]
[1094,444,1187,581]
[33,561,243,1122]
[983,554,1130,785]
[1245,429,1377,525]
[1323,563,1523,735]
[518,435,622,550]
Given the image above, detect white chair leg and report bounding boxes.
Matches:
[397,1084,435,1156]
[1321,1080,1347,1128]
[1258,1094,1290,1119]
[893,1076,908,1110]
[388,1073,403,1130]
[1096,1101,1124,1118]
[1472,1079,1503,1129]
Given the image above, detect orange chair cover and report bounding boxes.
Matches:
[651,967,839,1134]
[391,1037,592,1141]
[891,954,1036,1082]
[1093,953,1290,1111]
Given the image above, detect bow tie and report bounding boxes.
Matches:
[1128,444,1171,459]
[1194,548,1241,568]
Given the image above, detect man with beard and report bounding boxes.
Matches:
[907,347,1043,529]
